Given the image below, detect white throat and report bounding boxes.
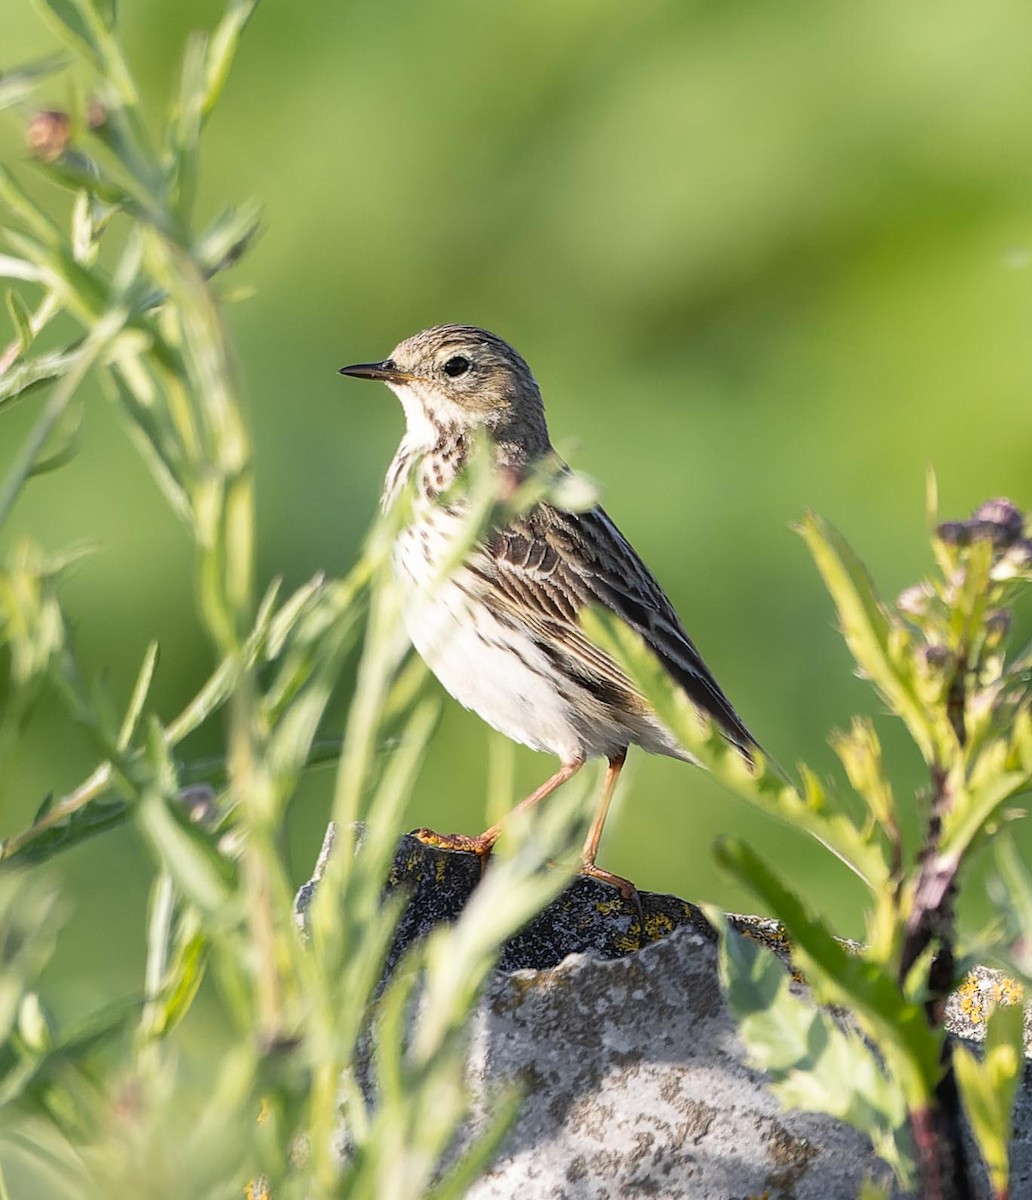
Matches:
[389,381,439,451]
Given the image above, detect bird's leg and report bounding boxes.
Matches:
[414,757,586,866]
[579,750,641,906]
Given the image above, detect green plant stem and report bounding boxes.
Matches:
[0,760,112,860]
[0,309,124,529]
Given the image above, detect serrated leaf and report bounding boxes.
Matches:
[954,999,1024,1196]
[942,721,1032,861]
[799,511,949,765]
[830,717,896,835]
[711,911,914,1186]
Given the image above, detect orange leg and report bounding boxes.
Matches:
[415,757,586,861]
[579,750,640,901]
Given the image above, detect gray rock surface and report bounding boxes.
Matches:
[462,924,894,1199]
[305,831,1032,1198]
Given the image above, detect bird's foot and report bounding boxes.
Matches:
[579,863,645,928]
[412,827,495,873]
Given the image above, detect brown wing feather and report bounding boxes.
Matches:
[469,504,756,754]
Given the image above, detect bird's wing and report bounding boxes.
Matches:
[468,504,756,754]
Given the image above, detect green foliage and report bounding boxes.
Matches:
[709,907,913,1185]
[0,4,596,1196]
[587,493,1032,1197]
[954,1000,1024,1198]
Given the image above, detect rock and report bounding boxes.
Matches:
[300,830,1032,1198]
[463,925,890,1199]
[382,832,713,974]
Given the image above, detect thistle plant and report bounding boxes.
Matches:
[0,4,594,1196]
[588,489,1032,1200]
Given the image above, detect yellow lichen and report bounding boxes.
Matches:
[644,912,674,940]
[955,971,1024,1027]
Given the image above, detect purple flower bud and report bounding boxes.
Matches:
[923,644,950,670]
[971,498,1025,548]
[936,521,970,547]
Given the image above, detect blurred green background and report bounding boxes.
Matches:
[4,0,1032,1024]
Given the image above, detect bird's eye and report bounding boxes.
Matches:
[443,355,471,378]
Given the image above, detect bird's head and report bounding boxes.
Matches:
[340,325,551,456]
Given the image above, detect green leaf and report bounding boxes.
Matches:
[986,832,1032,980]
[104,360,193,524]
[0,873,63,1048]
[830,718,896,836]
[0,344,87,412]
[29,0,103,70]
[166,31,207,220]
[581,605,890,889]
[715,837,942,1112]
[26,399,84,477]
[798,511,949,765]
[0,310,125,531]
[942,708,1032,861]
[203,0,259,116]
[5,290,34,354]
[0,55,69,112]
[132,720,235,918]
[116,639,159,751]
[710,911,914,1186]
[426,1084,524,1200]
[0,165,64,247]
[194,199,263,277]
[954,999,1024,1196]
[0,253,45,284]
[858,1179,894,1200]
[141,879,209,1041]
[9,796,128,866]
[29,0,119,83]
[134,786,234,918]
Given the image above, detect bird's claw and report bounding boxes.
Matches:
[579,863,646,929]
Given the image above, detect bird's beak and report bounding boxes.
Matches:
[338,359,414,383]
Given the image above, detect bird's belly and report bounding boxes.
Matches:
[390,516,683,763]
[399,574,592,760]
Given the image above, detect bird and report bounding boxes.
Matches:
[339,324,756,895]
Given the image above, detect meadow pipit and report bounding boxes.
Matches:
[340,325,756,894]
